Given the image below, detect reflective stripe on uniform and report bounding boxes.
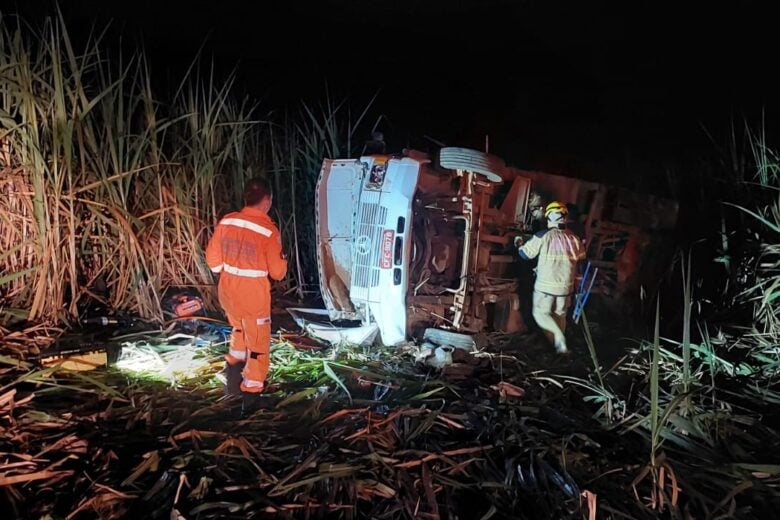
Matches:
[229,348,247,360]
[223,263,268,278]
[221,218,272,237]
[257,317,271,325]
[210,264,224,273]
[242,377,265,389]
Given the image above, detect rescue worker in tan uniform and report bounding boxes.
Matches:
[206,177,288,395]
[516,201,585,353]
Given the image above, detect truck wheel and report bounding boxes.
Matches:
[439,147,505,182]
[423,327,476,351]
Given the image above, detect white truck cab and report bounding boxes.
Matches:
[313,148,530,346]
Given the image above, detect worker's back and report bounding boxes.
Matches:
[205,206,287,317]
[521,228,584,295]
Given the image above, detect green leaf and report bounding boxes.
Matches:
[0,267,37,286]
[276,387,318,408]
[0,307,29,323]
[732,464,780,475]
[329,362,401,382]
[323,361,352,403]
[70,372,126,398]
[0,354,32,370]
[724,202,780,234]
[410,386,446,400]
[650,298,661,462]
[479,506,498,520]
[0,242,33,263]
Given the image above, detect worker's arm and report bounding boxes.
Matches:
[205,222,224,273]
[575,236,587,261]
[265,226,288,281]
[518,231,545,260]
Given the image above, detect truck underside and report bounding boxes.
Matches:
[309,148,677,347]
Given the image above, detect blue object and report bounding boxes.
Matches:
[202,322,232,342]
[579,262,591,294]
[573,262,598,324]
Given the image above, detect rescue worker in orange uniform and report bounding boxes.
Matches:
[516,201,585,354]
[205,177,287,395]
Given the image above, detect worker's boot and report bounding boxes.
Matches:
[240,390,264,418]
[224,361,244,396]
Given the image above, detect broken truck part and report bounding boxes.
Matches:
[314,148,529,346]
[310,147,678,346]
[287,307,379,346]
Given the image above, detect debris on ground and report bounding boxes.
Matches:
[1,319,779,519]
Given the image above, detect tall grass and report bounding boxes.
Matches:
[649,298,661,464]
[574,129,780,515]
[0,13,260,323]
[681,252,693,398]
[266,93,379,296]
[0,13,380,324]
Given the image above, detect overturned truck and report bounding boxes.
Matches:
[300,148,677,346]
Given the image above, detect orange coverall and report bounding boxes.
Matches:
[205,207,287,392]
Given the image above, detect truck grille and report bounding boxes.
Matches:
[351,193,387,295]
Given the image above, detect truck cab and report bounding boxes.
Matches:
[315,148,530,345]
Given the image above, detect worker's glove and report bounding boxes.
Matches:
[513,236,524,248]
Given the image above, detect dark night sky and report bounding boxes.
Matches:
[1,0,777,186]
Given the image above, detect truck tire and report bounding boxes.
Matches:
[423,327,476,351]
[439,147,505,182]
